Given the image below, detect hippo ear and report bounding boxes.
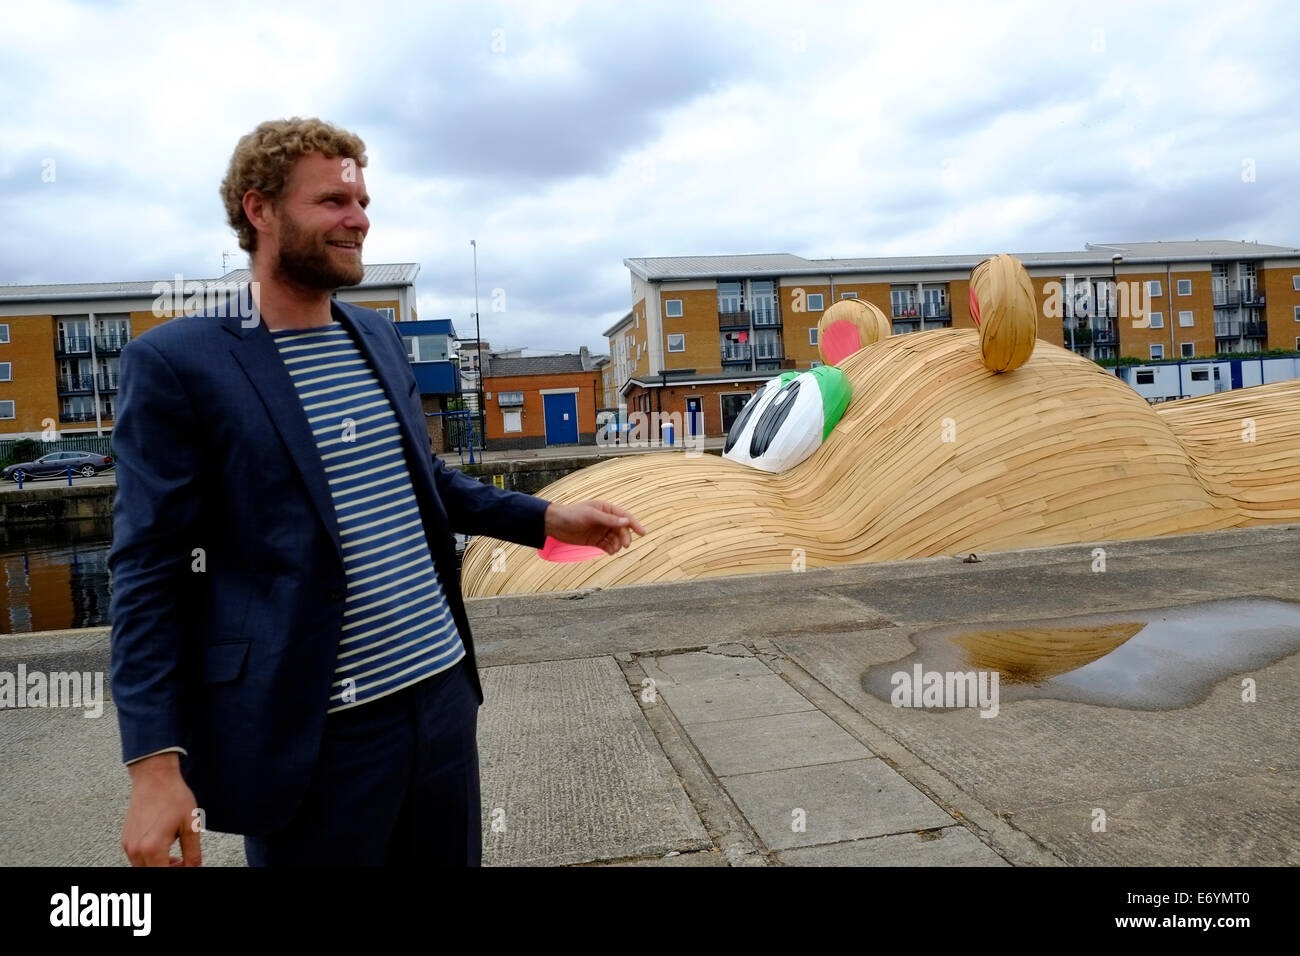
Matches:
[817,299,890,365]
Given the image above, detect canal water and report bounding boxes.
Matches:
[0,518,112,635]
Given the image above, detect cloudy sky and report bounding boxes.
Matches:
[2,0,1296,353]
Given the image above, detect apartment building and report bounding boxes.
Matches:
[613,240,1300,433]
[0,263,421,439]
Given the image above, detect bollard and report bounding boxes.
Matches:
[67,466,73,486]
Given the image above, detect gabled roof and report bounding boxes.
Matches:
[486,354,591,377]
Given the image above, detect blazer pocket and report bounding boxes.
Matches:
[200,641,251,685]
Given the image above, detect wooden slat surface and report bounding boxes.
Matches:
[463,328,1300,596]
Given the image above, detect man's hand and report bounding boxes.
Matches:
[122,752,202,867]
[543,500,646,555]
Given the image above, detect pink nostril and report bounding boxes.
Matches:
[822,320,862,364]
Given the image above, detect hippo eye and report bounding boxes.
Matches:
[723,366,852,474]
[724,375,789,454]
[749,380,801,458]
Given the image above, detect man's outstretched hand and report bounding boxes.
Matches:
[543,500,647,555]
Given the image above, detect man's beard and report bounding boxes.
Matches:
[273,214,364,290]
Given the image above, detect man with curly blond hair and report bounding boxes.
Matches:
[109,117,644,867]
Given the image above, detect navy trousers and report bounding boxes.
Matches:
[244,659,482,866]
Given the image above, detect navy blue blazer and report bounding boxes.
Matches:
[108,298,548,835]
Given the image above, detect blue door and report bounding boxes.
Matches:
[1230,360,1243,390]
[686,397,703,436]
[543,392,579,445]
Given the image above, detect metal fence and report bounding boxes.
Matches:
[0,435,116,465]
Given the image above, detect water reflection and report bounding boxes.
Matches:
[0,518,112,635]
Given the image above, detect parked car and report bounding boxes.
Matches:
[3,451,114,481]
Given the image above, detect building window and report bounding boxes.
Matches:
[667,333,685,352]
[1146,280,1162,297]
[1180,342,1194,358]
[1178,311,1194,327]
[664,299,683,318]
[1191,369,1209,382]
[840,292,857,299]
[502,409,522,433]
[809,327,818,345]
[0,400,12,419]
[1294,306,1300,322]
[1293,275,1300,291]
[0,363,10,382]
[1150,344,1164,360]
[1177,279,1192,296]
[718,281,742,314]
[810,361,824,368]
[1136,370,1155,385]
[497,391,524,406]
[0,324,8,344]
[806,293,824,311]
[376,307,395,321]
[1148,311,1164,328]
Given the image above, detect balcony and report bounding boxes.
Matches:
[1215,321,1242,337]
[59,410,98,423]
[892,302,951,320]
[721,345,752,364]
[95,333,131,352]
[753,345,784,362]
[1244,320,1268,338]
[1094,328,1117,346]
[57,375,95,394]
[751,307,781,328]
[718,310,750,330]
[54,335,92,355]
[1241,288,1265,308]
[97,371,120,391]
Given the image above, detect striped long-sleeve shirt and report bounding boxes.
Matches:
[269,320,464,713]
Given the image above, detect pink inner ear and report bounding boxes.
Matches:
[822,320,862,365]
[968,285,982,327]
[538,536,606,563]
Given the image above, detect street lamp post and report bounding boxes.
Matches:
[471,239,484,455]
[1111,254,1123,357]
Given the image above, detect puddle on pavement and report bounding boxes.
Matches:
[861,598,1300,711]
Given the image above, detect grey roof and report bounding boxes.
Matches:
[0,262,420,302]
[486,354,590,377]
[624,241,1300,281]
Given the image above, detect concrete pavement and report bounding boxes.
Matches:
[2,522,1298,865]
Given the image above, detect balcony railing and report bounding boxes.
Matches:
[1215,321,1242,337]
[59,410,98,423]
[891,302,951,320]
[718,310,750,330]
[721,345,752,363]
[57,375,95,394]
[1241,288,1265,308]
[1244,320,1267,337]
[54,336,92,354]
[751,307,781,328]
[97,372,120,390]
[753,344,784,361]
[1094,329,1118,346]
[95,334,131,352]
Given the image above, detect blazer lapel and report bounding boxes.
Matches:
[216,294,445,570]
[331,302,442,504]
